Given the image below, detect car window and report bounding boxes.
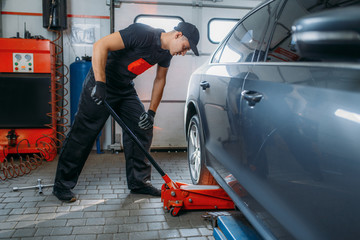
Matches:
[217,1,280,63]
[266,1,310,62]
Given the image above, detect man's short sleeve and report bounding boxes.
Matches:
[158,54,172,68]
[119,23,152,49]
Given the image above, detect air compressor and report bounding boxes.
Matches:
[0,38,57,163]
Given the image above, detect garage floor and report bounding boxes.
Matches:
[0,151,215,240]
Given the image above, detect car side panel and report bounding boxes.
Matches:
[240,63,360,240]
[198,64,252,172]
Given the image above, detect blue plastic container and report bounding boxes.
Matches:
[70,56,91,124]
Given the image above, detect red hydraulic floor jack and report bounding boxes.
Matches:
[104,101,234,216]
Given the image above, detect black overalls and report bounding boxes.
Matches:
[54,23,172,191]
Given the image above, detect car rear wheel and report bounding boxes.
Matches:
[187,115,217,185]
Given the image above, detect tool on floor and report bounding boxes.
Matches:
[12,178,54,194]
[104,101,234,216]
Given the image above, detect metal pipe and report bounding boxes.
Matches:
[110,0,115,34]
[59,32,65,140]
[114,0,255,10]
[110,0,117,147]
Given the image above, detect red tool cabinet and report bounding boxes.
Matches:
[0,38,57,162]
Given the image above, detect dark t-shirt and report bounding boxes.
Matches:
[105,23,172,89]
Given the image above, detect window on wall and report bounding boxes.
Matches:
[134,15,184,32]
[208,18,239,44]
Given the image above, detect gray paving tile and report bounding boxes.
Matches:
[4,202,24,209]
[7,213,37,222]
[0,209,11,215]
[124,216,138,224]
[23,207,39,214]
[97,204,123,211]
[14,220,38,228]
[72,225,104,234]
[103,225,119,234]
[103,193,118,199]
[12,228,36,237]
[56,211,84,219]
[130,208,156,216]
[97,234,115,240]
[179,228,201,237]
[115,209,130,217]
[129,230,159,240]
[148,222,163,230]
[198,227,213,236]
[113,232,129,240]
[186,237,209,240]
[66,218,86,227]
[70,205,85,212]
[36,213,56,220]
[86,217,105,225]
[2,192,21,198]
[52,226,73,235]
[2,197,21,203]
[83,211,102,218]
[119,223,148,232]
[43,236,75,240]
[75,234,97,240]
[35,227,53,236]
[36,219,67,228]
[0,229,14,239]
[158,229,181,238]
[38,206,57,213]
[105,216,125,225]
[82,205,97,211]
[102,211,117,218]
[139,215,166,223]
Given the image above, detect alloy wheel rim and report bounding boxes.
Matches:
[189,122,201,183]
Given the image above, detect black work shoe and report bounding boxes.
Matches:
[53,187,76,203]
[131,185,161,197]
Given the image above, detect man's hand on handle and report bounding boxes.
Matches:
[91,81,106,105]
[138,110,156,130]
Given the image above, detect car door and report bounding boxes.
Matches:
[239,1,360,239]
[198,1,281,176]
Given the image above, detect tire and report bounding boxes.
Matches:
[187,115,217,185]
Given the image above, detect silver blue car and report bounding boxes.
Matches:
[185,0,360,239]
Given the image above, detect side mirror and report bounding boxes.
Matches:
[292,6,360,62]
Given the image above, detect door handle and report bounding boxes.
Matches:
[241,90,263,107]
[200,81,210,90]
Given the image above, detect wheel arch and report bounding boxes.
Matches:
[185,100,199,141]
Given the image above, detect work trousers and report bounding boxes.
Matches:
[54,68,153,190]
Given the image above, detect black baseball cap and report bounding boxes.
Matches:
[174,22,200,56]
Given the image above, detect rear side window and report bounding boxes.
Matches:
[134,15,183,32]
[266,1,310,62]
[216,1,280,63]
[208,18,239,44]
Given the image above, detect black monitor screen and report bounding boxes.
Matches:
[0,73,52,128]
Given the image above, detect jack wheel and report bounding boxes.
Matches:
[170,207,179,217]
